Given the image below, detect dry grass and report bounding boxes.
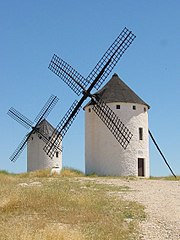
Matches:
[150,175,180,181]
[0,169,145,240]
[16,167,84,178]
[60,167,84,177]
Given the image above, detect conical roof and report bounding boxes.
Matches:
[88,73,150,108]
[36,119,55,138]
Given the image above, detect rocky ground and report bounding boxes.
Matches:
[86,178,180,240]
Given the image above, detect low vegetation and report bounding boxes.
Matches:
[0,168,145,240]
[150,175,180,181]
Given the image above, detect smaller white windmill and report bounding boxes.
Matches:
[8,95,62,172]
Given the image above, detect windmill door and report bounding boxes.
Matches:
[138,158,145,177]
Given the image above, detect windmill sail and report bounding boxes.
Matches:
[8,107,34,129]
[34,95,59,123]
[48,28,136,96]
[44,100,81,158]
[10,135,30,162]
[86,27,136,90]
[48,55,86,96]
[92,97,133,149]
[45,27,136,158]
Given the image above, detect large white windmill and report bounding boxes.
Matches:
[44,27,176,178]
[84,73,150,177]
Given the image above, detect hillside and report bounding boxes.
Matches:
[0,169,179,240]
[0,169,144,240]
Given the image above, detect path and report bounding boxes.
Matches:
[87,178,180,240]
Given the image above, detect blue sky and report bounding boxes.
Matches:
[1,0,180,176]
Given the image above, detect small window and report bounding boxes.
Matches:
[116,105,120,109]
[133,105,136,110]
[31,137,33,140]
[139,128,143,140]
[144,107,147,112]
[88,108,91,113]
[56,152,59,158]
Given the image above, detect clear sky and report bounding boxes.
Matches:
[1,0,180,176]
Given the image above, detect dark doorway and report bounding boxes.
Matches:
[138,158,145,176]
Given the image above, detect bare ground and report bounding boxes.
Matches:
[84,178,180,240]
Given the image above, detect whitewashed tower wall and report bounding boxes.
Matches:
[27,134,62,172]
[85,102,149,177]
[27,120,62,172]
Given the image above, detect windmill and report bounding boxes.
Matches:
[8,94,61,170]
[44,27,176,178]
[44,27,136,158]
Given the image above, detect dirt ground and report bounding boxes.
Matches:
[85,178,180,240]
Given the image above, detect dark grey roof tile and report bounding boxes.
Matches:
[85,73,150,108]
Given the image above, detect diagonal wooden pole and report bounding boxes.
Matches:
[149,130,176,178]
